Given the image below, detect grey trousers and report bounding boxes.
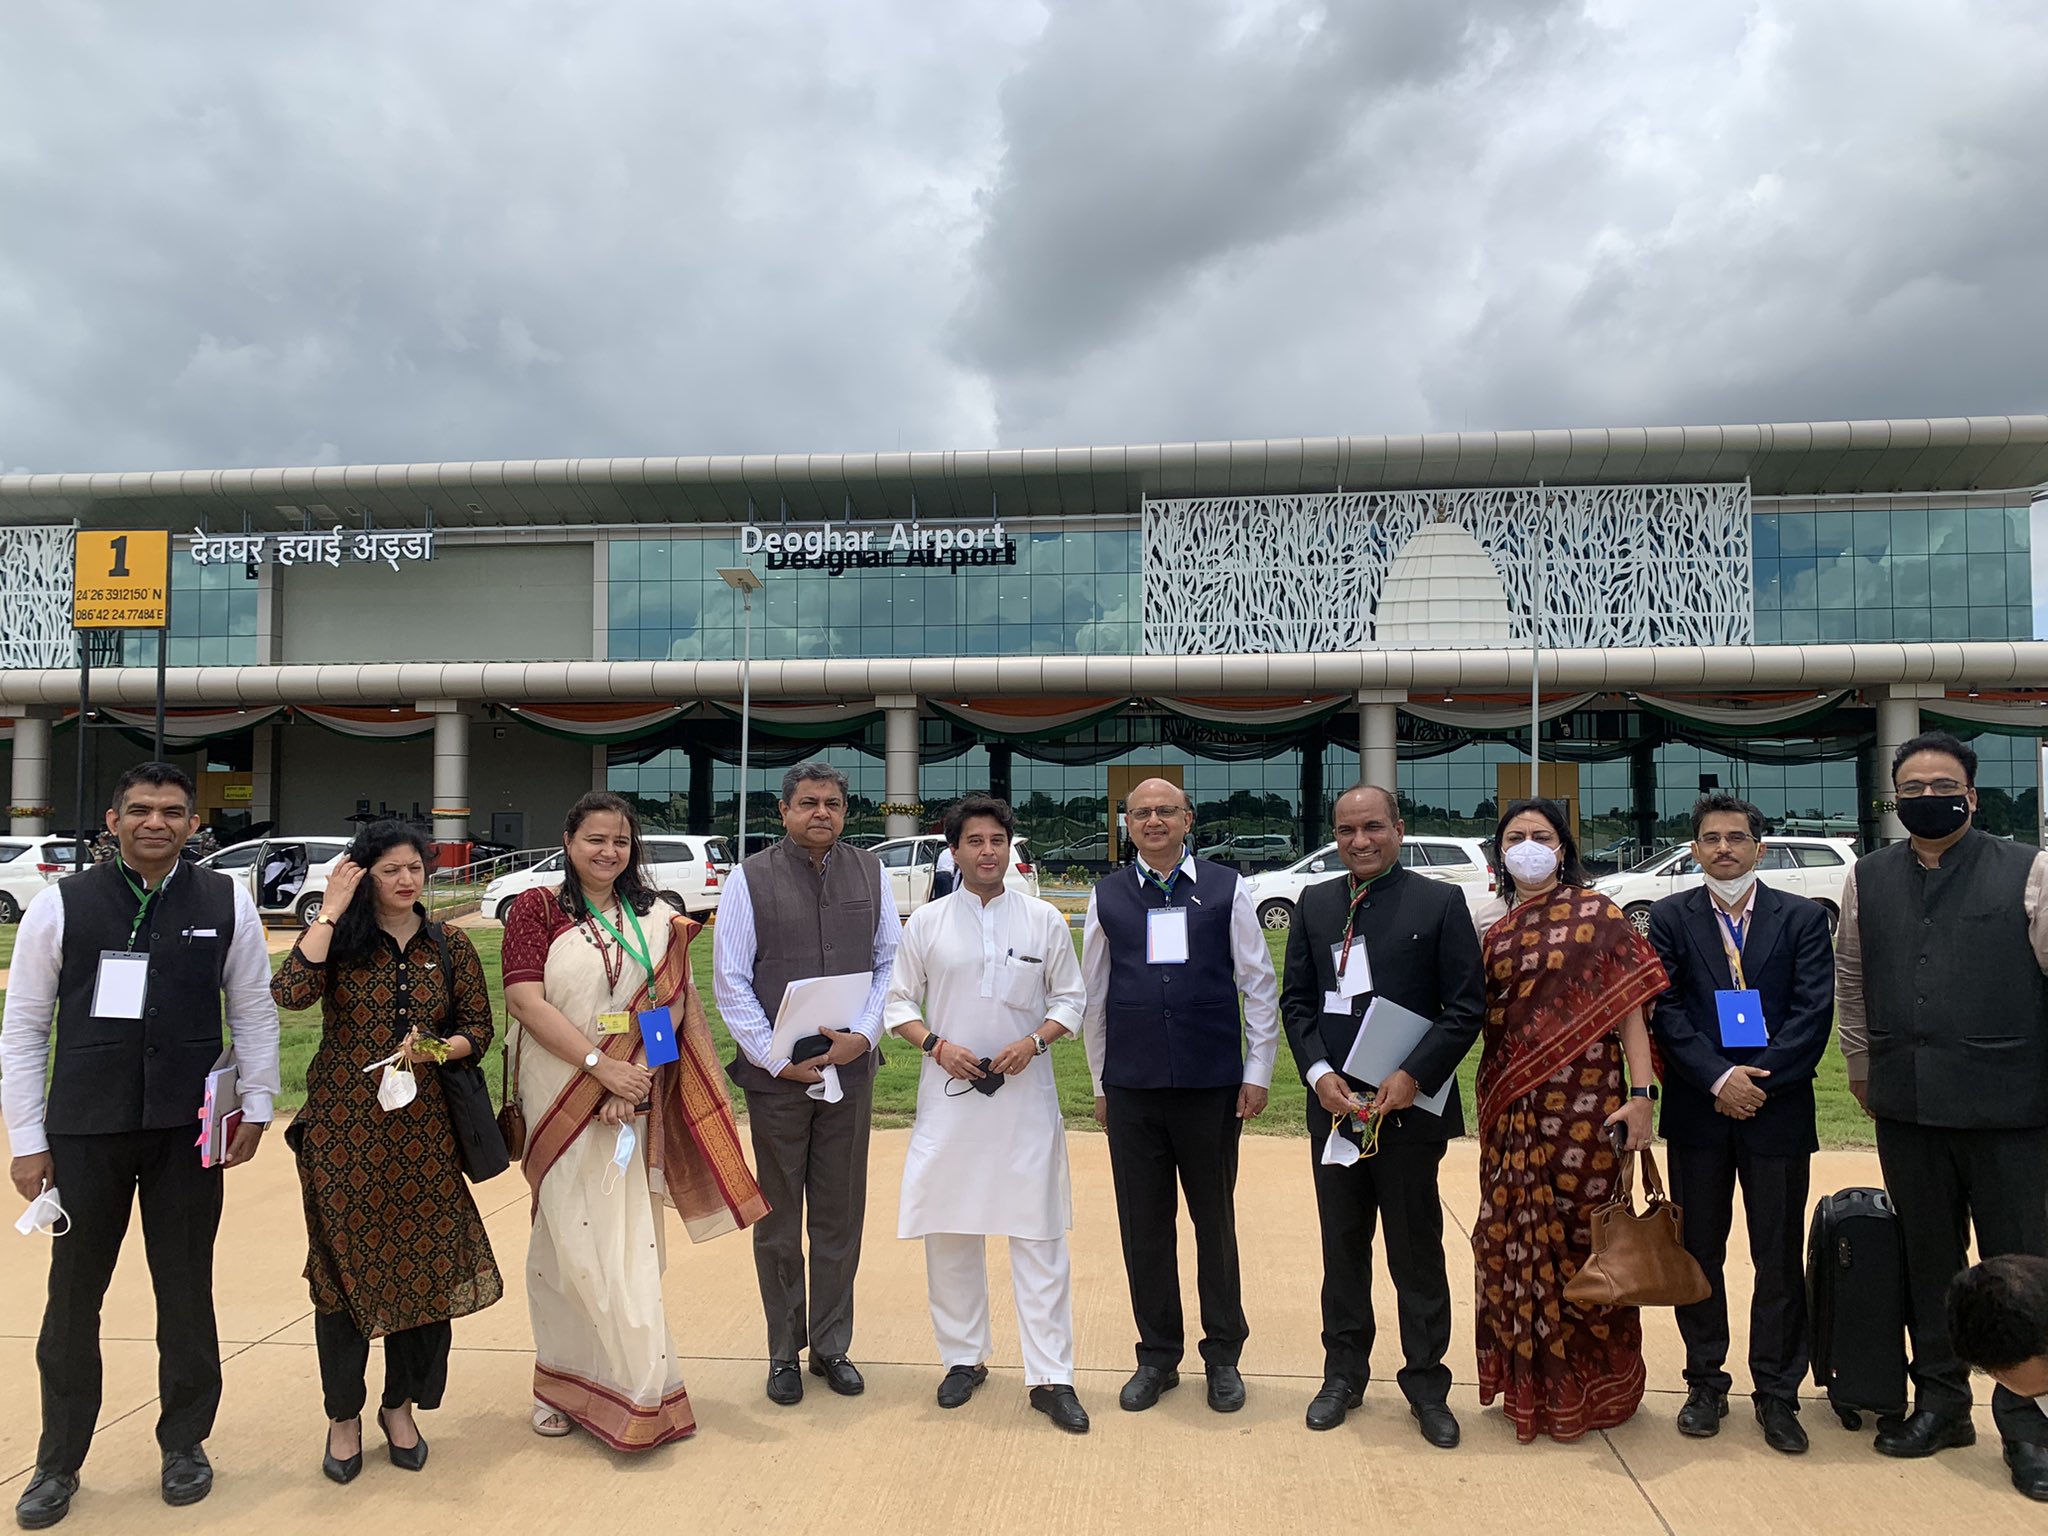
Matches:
[742,1061,875,1362]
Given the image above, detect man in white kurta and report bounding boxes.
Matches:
[885,795,1090,1432]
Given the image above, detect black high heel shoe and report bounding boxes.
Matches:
[378,1406,429,1471]
[322,1418,363,1484]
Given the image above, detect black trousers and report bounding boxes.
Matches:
[1875,1117,2048,1445]
[313,1312,451,1422]
[37,1127,225,1475]
[1309,1133,1452,1405]
[741,1062,875,1362]
[1104,1083,1246,1370]
[1667,1138,1810,1402]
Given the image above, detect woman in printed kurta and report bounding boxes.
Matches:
[503,791,766,1452]
[275,821,501,1482]
[1471,799,1668,1444]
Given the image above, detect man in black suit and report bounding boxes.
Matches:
[1280,784,1484,1447]
[1647,792,1834,1455]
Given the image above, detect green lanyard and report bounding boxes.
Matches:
[119,865,162,949]
[1141,862,1182,904]
[584,900,655,982]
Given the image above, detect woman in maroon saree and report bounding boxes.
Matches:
[1472,799,1668,1443]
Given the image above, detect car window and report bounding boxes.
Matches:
[703,839,732,864]
[644,839,690,864]
[1397,845,1427,867]
[1792,845,1844,867]
[1669,856,1702,877]
[876,843,917,870]
[1758,847,1795,871]
[208,844,263,871]
[0,843,30,864]
[1422,844,1476,867]
[307,841,350,862]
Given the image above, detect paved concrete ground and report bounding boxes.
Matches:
[1,1132,2036,1534]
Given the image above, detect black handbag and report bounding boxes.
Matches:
[428,922,511,1183]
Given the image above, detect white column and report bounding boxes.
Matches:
[1872,684,1940,844]
[1357,690,1402,800]
[249,720,278,825]
[878,694,920,840]
[6,710,54,835]
[422,701,471,855]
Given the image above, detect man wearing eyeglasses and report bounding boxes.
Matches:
[1836,731,2048,1499]
[1645,793,1834,1455]
[1080,778,1280,1416]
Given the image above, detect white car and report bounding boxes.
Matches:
[199,835,354,926]
[0,836,80,923]
[871,834,1040,914]
[480,834,734,923]
[1242,836,1498,931]
[1594,836,1858,935]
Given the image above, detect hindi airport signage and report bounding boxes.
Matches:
[74,530,171,629]
[739,519,1017,575]
[188,526,437,571]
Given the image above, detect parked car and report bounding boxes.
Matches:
[1198,833,1298,865]
[1593,836,1858,935]
[871,834,1040,913]
[0,836,81,922]
[1241,836,1498,931]
[1037,833,1111,864]
[478,834,734,922]
[198,834,355,927]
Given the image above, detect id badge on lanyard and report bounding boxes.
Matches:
[94,951,151,1019]
[1146,908,1189,964]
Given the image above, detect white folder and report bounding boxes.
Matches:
[1339,996,1452,1118]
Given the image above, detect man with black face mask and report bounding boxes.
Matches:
[1836,730,2048,1499]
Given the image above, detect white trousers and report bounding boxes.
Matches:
[923,1232,1075,1387]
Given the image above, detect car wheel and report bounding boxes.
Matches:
[0,892,19,924]
[1257,899,1294,931]
[1624,902,1653,937]
[296,891,324,927]
[497,897,519,923]
[1815,900,1839,935]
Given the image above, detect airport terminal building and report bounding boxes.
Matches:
[1,415,2046,869]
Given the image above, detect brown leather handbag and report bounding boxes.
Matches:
[1563,1141,1712,1308]
[496,1021,526,1162]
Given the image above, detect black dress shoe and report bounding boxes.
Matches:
[160,1446,212,1507]
[1676,1386,1729,1438]
[936,1364,988,1409]
[1305,1381,1363,1431]
[1411,1402,1461,1448]
[1873,1408,1976,1459]
[1119,1366,1180,1411]
[1030,1384,1090,1434]
[1755,1398,1808,1455]
[14,1470,78,1531]
[1206,1364,1246,1414]
[322,1418,364,1485]
[767,1359,804,1405]
[810,1354,866,1396]
[377,1407,428,1472]
[2005,1440,2048,1501]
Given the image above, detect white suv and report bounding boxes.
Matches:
[0,837,78,923]
[872,834,1040,914]
[198,835,355,927]
[1594,836,1858,935]
[1242,836,1498,931]
[480,835,734,922]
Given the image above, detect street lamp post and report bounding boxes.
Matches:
[717,567,763,861]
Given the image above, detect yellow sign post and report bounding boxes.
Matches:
[73,530,171,629]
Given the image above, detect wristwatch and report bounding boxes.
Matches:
[313,913,336,927]
[581,1050,601,1072]
[1031,1034,1049,1056]
[1629,1085,1659,1101]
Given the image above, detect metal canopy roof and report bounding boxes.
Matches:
[2,415,2044,533]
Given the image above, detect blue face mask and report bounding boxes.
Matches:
[602,1122,637,1195]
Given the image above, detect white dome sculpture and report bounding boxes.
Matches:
[1371,522,1517,648]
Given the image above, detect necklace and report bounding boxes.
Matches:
[578,906,626,990]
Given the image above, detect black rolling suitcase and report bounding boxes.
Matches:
[1806,1187,1909,1428]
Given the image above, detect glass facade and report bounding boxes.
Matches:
[116,550,259,667]
[598,499,2045,856]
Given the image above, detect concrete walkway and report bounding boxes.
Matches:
[1,1133,2035,1534]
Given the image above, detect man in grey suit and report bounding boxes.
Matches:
[713,761,899,1407]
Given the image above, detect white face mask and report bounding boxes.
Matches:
[602,1121,638,1195]
[15,1186,69,1238]
[364,1053,418,1113]
[1503,840,1560,884]
[1320,1122,1361,1168]
[1703,870,1759,905]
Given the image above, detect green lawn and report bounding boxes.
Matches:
[2,923,1877,1148]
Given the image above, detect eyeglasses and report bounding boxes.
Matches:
[1127,807,1185,822]
[1696,833,1754,849]
[1895,779,1966,799]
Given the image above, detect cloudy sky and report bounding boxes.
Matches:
[1,0,2043,472]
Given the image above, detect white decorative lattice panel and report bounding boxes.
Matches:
[1141,484,1751,654]
[0,527,76,668]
